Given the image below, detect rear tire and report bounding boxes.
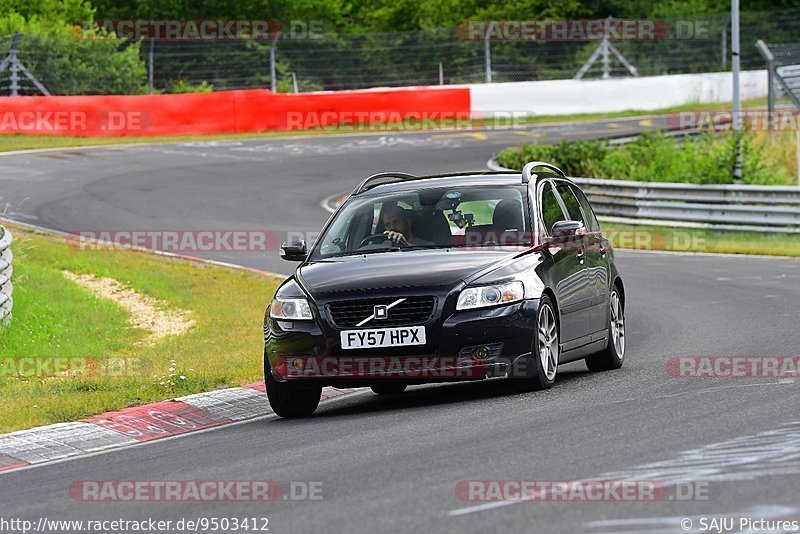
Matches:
[265,357,322,418]
[510,294,558,392]
[585,287,625,372]
[369,382,407,395]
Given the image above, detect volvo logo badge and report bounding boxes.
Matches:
[355,298,405,327]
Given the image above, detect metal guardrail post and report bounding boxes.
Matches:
[0,226,13,328]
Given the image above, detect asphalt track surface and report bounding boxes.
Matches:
[2,114,800,533]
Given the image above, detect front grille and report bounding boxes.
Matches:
[327,296,437,328]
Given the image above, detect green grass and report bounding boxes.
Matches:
[601,222,800,257]
[0,97,776,153]
[0,224,282,433]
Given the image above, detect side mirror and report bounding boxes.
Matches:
[551,220,585,238]
[280,240,307,262]
[544,220,585,250]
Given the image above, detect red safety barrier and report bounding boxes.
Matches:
[0,87,470,137]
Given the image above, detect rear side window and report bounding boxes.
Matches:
[570,185,601,232]
[540,185,566,235]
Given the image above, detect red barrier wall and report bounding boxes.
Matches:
[0,88,471,137]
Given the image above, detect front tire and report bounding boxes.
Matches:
[586,287,625,372]
[265,357,322,417]
[510,294,558,392]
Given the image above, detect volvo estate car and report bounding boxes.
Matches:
[264,162,626,417]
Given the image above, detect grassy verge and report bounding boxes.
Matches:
[0,224,281,433]
[0,97,775,153]
[602,222,800,257]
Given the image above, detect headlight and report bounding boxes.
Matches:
[270,297,314,320]
[456,281,524,311]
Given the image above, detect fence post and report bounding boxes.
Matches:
[148,38,154,95]
[731,0,742,183]
[721,13,730,69]
[601,20,611,80]
[439,62,444,85]
[0,30,50,95]
[270,33,280,92]
[755,40,776,136]
[484,22,493,83]
[291,71,299,93]
[9,31,20,96]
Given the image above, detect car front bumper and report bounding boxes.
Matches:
[264,298,539,386]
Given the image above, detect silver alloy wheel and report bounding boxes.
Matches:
[610,290,625,358]
[538,304,558,381]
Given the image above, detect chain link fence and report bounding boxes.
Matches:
[1,9,800,96]
[769,42,800,106]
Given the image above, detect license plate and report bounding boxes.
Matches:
[340,326,426,350]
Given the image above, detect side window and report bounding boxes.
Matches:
[540,184,566,235]
[555,183,585,226]
[570,185,600,232]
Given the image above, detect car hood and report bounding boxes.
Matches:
[298,249,522,296]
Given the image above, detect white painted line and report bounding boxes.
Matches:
[616,248,799,261]
[320,192,347,214]
[447,420,800,517]
[0,113,673,158]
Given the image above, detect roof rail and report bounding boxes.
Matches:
[521,162,565,184]
[352,172,418,195]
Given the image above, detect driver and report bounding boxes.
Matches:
[382,206,435,246]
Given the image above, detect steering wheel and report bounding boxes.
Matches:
[358,233,407,248]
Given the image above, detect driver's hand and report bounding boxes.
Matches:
[383,231,408,244]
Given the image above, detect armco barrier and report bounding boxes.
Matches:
[0,87,470,137]
[572,178,800,233]
[0,227,12,326]
[488,159,800,233]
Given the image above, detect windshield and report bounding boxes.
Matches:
[310,185,531,260]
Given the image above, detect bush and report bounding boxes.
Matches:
[0,5,147,96]
[496,131,795,185]
[167,80,214,94]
